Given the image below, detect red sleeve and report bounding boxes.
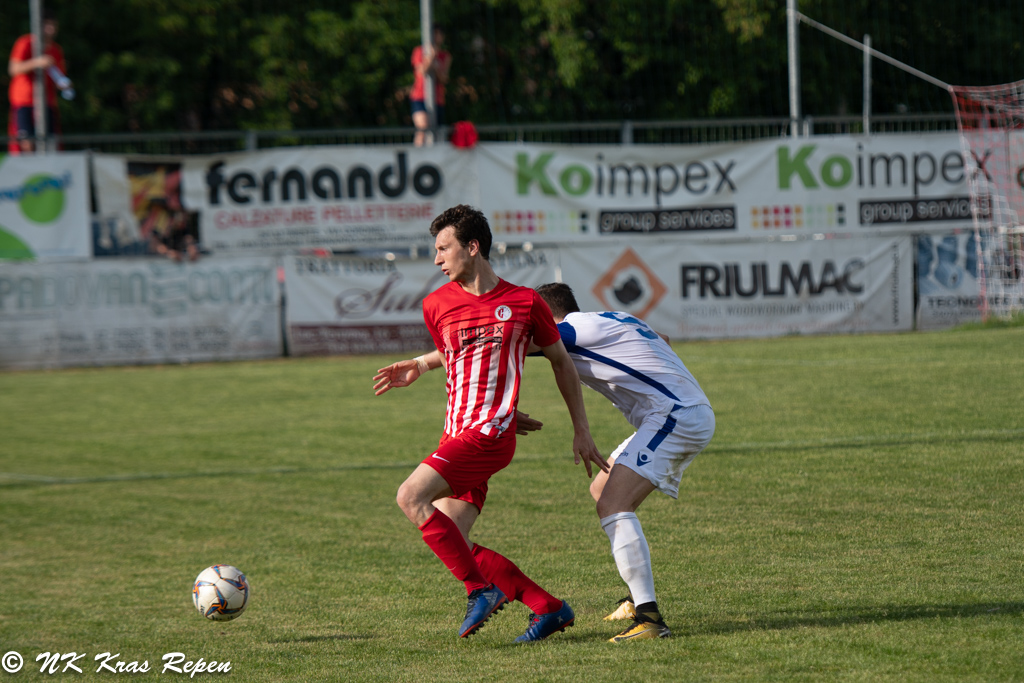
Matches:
[10,35,32,62]
[529,291,561,348]
[422,289,445,353]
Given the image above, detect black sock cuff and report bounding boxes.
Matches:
[634,602,661,622]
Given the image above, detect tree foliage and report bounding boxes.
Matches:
[1,0,1021,134]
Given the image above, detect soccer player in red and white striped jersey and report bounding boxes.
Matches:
[374,205,606,641]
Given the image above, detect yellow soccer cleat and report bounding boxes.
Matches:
[603,597,636,621]
[609,619,671,643]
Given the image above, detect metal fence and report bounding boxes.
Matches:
[3,115,959,156]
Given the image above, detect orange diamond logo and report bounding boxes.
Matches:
[591,248,667,319]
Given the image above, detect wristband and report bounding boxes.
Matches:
[414,355,430,374]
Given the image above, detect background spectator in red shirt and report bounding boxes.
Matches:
[8,9,72,154]
[410,24,450,147]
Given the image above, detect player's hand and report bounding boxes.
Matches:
[573,431,608,478]
[515,410,543,435]
[373,359,421,396]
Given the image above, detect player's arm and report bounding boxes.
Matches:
[515,410,543,435]
[9,51,54,77]
[373,348,444,396]
[539,339,608,478]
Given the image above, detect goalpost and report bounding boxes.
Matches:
[793,6,1024,320]
[950,81,1024,320]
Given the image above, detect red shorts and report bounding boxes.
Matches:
[424,429,516,511]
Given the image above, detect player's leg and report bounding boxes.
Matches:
[397,464,506,637]
[397,463,490,593]
[589,437,639,621]
[596,464,665,641]
[436,487,573,642]
[599,404,715,642]
[14,106,36,154]
[412,102,428,147]
[589,433,632,502]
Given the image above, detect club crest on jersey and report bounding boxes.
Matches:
[495,305,512,321]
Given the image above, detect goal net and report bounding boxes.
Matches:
[950,81,1024,319]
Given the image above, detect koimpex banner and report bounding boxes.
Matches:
[181,146,478,254]
[558,236,913,339]
[0,152,90,261]
[475,134,977,243]
[0,256,281,369]
[284,250,558,356]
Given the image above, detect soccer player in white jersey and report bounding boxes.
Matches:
[373,206,606,642]
[532,282,715,642]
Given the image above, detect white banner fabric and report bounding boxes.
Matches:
[284,250,558,356]
[0,152,91,261]
[0,256,282,369]
[181,147,479,254]
[558,237,913,339]
[477,134,975,244]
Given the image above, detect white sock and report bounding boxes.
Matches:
[600,512,656,606]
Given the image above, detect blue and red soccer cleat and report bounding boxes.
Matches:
[459,583,509,637]
[514,600,575,643]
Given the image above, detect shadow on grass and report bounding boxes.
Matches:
[706,428,1024,456]
[680,601,1024,636]
[268,633,373,644]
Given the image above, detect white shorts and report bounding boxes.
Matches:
[607,403,715,499]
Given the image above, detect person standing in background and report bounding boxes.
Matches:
[7,9,72,154]
[411,24,450,147]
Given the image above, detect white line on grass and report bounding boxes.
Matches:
[3,428,1021,487]
[0,462,415,487]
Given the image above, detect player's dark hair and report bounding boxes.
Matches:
[430,204,491,260]
[536,283,580,318]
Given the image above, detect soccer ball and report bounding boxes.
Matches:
[192,565,249,621]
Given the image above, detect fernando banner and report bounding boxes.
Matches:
[557,236,913,339]
[476,134,978,243]
[283,250,558,356]
[0,255,281,369]
[181,146,478,254]
[0,152,91,261]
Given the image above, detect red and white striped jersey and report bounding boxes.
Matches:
[423,279,560,437]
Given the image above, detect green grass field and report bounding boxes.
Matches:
[1,327,1022,681]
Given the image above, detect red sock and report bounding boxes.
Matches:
[419,509,490,594]
[472,544,563,614]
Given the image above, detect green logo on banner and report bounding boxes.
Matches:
[0,225,35,259]
[19,174,66,223]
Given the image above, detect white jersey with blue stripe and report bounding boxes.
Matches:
[557,311,711,430]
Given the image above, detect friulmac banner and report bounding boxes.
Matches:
[557,236,913,339]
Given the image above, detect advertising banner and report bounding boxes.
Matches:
[284,250,558,356]
[915,231,1024,330]
[164,134,981,254]
[0,152,90,261]
[181,147,478,254]
[558,236,913,339]
[0,256,281,369]
[476,134,978,244]
[92,155,200,258]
